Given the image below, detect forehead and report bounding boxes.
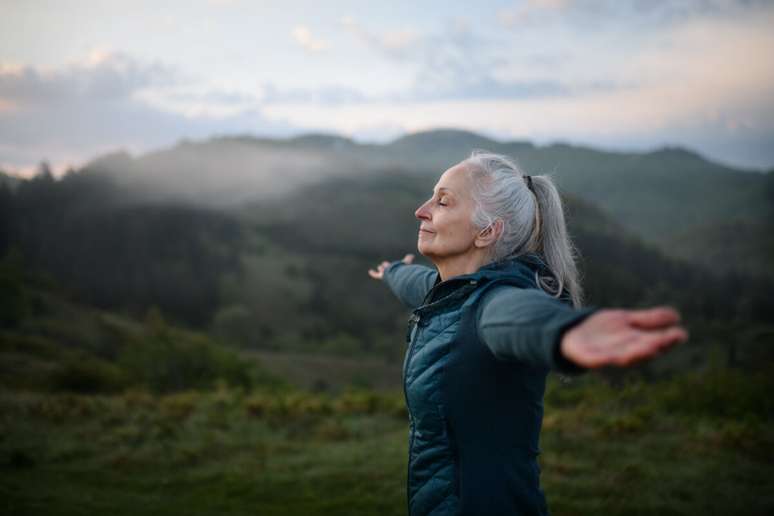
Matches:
[434,163,471,195]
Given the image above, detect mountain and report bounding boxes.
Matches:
[3,161,772,377]
[75,129,772,277]
[386,128,530,169]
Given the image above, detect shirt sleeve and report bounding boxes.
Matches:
[476,285,599,375]
[382,260,439,310]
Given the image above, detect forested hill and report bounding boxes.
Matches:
[1,158,772,379]
[72,129,773,279]
[0,170,21,189]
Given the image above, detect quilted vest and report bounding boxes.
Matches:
[403,257,554,516]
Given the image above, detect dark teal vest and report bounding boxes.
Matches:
[403,257,554,516]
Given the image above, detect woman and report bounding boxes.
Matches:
[367,151,688,516]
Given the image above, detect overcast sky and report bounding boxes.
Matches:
[1,0,773,176]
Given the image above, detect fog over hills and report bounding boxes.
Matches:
[72,128,772,278]
[81,137,371,207]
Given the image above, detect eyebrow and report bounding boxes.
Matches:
[433,187,454,196]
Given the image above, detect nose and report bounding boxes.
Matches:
[415,199,431,221]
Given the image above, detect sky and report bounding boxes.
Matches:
[1,0,773,176]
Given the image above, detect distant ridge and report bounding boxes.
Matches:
[4,127,772,282]
[76,128,741,178]
[387,128,537,155]
[26,127,763,279]
[389,128,500,148]
[287,133,356,149]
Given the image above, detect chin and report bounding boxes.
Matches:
[417,245,439,261]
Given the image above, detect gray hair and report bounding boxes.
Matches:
[463,150,584,308]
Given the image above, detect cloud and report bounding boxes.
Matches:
[406,77,574,102]
[291,26,329,53]
[261,83,368,105]
[498,0,773,29]
[0,50,176,106]
[140,86,262,117]
[340,17,583,102]
[0,52,298,172]
[498,0,573,26]
[617,12,774,110]
[166,89,257,106]
[408,24,567,101]
[160,82,372,108]
[262,3,774,169]
[340,16,420,59]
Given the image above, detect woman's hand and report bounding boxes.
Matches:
[368,254,415,280]
[560,306,689,368]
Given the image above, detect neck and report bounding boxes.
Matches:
[433,250,493,282]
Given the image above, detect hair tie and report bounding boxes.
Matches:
[524,175,533,191]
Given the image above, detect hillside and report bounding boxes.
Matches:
[75,129,773,278]
[2,137,772,380]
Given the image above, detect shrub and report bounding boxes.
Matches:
[654,366,774,421]
[244,393,285,419]
[160,391,200,421]
[332,390,386,415]
[0,249,29,328]
[313,418,352,441]
[51,358,127,393]
[118,317,254,393]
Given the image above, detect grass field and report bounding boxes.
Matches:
[2,367,772,516]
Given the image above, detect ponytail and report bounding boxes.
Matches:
[464,151,584,308]
[528,174,584,308]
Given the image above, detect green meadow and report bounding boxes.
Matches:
[2,366,772,516]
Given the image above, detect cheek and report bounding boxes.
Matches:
[440,216,476,244]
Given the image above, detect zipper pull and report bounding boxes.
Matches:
[406,313,420,342]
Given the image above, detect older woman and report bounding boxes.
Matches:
[368,151,688,516]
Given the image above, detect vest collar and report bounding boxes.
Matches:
[422,253,549,308]
[431,253,547,286]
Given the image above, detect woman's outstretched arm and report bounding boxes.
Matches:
[478,286,688,374]
[368,254,439,310]
[477,287,597,374]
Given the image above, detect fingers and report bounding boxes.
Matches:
[367,255,415,279]
[367,264,384,279]
[563,313,690,369]
[626,306,681,329]
[609,326,689,366]
[367,260,393,279]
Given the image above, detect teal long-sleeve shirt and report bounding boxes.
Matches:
[383,261,595,375]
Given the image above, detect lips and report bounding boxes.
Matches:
[419,227,435,234]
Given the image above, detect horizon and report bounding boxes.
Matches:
[3,126,766,181]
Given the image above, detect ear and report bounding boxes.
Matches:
[474,219,503,249]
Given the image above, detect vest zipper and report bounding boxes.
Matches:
[403,311,420,515]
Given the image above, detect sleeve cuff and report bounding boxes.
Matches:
[385,260,404,273]
[382,260,404,288]
[551,307,598,375]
